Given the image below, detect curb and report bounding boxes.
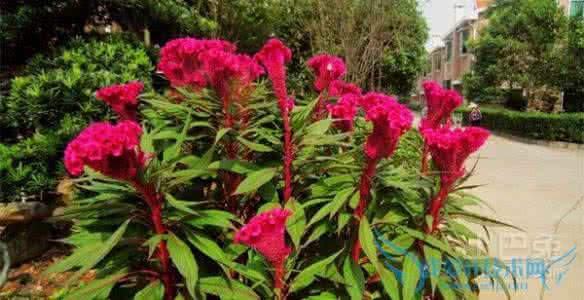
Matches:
[492,131,584,150]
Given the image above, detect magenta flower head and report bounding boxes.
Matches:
[327,94,360,132]
[360,93,414,161]
[64,120,145,180]
[306,54,347,92]
[422,126,490,186]
[420,81,463,130]
[254,38,293,105]
[328,80,362,98]
[234,208,292,288]
[95,82,144,120]
[158,38,236,88]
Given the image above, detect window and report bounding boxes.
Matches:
[571,0,584,17]
[433,54,441,70]
[460,30,470,54]
[446,41,452,61]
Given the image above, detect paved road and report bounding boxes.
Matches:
[465,134,584,300]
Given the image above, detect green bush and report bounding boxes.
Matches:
[0,36,154,201]
[462,108,584,143]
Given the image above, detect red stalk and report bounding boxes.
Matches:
[132,181,176,300]
[219,81,242,213]
[282,105,293,202]
[421,141,429,175]
[352,158,378,262]
[424,183,451,234]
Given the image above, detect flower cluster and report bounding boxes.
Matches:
[420,81,462,130]
[234,208,292,265]
[95,82,144,120]
[157,38,262,95]
[327,94,360,132]
[328,80,362,98]
[306,54,347,92]
[361,93,414,161]
[422,126,490,186]
[64,121,145,180]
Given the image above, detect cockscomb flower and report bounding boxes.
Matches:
[234,208,292,288]
[95,82,144,120]
[254,38,293,106]
[255,38,294,202]
[157,38,236,88]
[64,120,145,180]
[327,93,360,132]
[306,54,346,92]
[420,81,463,130]
[328,80,362,98]
[361,93,414,161]
[422,126,490,186]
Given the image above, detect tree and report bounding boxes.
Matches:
[305,0,427,96]
[561,17,584,112]
[463,0,567,110]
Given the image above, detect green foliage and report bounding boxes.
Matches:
[462,108,584,143]
[0,37,153,200]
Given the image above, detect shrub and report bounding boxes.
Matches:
[46,42,514,300]
[0,36,154,201]
[462,108,584,143]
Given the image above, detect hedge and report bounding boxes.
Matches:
[462,108,584,143]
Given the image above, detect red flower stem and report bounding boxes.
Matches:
[282,105,293,202]
[421,141,429,175]
[132,180,176,300]
[424,183,451,234]
[352,157,379,262]
[219,82,242,213]
[274,261,285,290]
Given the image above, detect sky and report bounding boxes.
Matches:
[418,0,478,49]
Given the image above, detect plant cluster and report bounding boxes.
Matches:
[0,37,153,201]
[48,37,515,300]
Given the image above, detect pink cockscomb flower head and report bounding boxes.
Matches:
[306,54,346,92]
[420,81,463,130]
[422,126,490,186]
[360,93,414,161]
[234,208,292,288]
[64,120,145,180]
[95,82,144,120]
[327,93,360,132]
[157,38,236,88]
[328,80,362,98]
[254,38,293,106]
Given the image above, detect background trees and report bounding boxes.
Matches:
[463,0,583,112]
[305,0,427,98]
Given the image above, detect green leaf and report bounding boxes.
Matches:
[45,244,102,274]
[166,193,198,215]
[375,262,400,300]
[163,116,190,162]
[198,276,260,300]
[134,280,164,300]
[342,256,365,300]
[143,235,166,259]
[423,245,442,296]
[64,271,127,300]
[234,168,277,195]
[288,249,343,293]
[187,210,236,229]
[66,219,131,285]
[167,233,198,297]
[185,231,226,262]
[358,217,378,265]
[285,199,306,249]
[236,136,274,152]
[438,276,457,300]
[307,202,334,228]
[208,160,258,174]
[305,118,332,136]
[402,252,422,300]
[329,187,354,219]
